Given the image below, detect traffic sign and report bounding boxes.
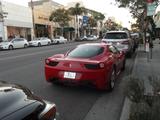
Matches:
[147,1,157,16]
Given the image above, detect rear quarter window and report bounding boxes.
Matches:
[68,45,104,58]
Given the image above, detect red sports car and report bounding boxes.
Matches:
[45,43,125,90]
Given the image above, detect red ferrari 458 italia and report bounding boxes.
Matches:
[45,43,125,90]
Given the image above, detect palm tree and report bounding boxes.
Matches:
[69,3,86,38]
[49,8,71,36]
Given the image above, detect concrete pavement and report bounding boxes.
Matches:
[120,39,160,120]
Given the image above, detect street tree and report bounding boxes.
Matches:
[69,3,86,38]
[115,0,158,30]
[49,8,71,36]
[88,16,97,34]
[93,12,105,21]
[104,18,122,31]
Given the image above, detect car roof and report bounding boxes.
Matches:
[78,43,110,47]
[106,31,128,33]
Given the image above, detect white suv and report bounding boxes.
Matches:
[102,31,134,56]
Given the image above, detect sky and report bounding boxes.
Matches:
[2,0,135,29]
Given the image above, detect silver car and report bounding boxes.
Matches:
[29,37,51,47]
[0,38,29,50]
[102,31,134,56]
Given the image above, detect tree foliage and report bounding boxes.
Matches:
[88,17,97,27]
[104,18,122,30]
[115,0,159,18]
[68,3,86,17]
[49,8,71,27]
[92,12,105,21]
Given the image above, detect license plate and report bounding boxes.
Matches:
[64,72,76,79]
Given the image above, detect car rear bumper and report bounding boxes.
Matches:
[45,65,111,89]
[29,43,38,46]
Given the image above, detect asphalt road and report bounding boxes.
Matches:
[0,41,136,120]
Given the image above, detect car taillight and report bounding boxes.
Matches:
[45,59,50,64]
[99,63,105,68]
[85,63,105,69]
[45,59,59,66]
[39,102,56,120]
[121,40,129,45]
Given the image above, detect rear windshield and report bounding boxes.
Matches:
[104,32,128,39]
[68,45,104,58]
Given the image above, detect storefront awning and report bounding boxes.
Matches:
[63,27,75,32]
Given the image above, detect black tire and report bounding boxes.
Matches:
[38,43,41,47]
[48,42,51,45]
[57,41,60,44]
[24,44,28,48]
[108,68,116,91]
[52,80,61,85]
[8,45,13,50]
[121,59,126,71]
[127,50,132,58]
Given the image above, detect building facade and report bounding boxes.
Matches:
[0,0,33,41]
[28,0,65,39]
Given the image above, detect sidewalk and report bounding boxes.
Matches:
[120,39,160,120]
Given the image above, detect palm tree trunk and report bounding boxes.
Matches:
[76,15,78,38]
[61,27,64,36]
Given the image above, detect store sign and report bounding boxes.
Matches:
[82,16,88,26]
[147,2,157,16]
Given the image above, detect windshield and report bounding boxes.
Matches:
[34,38,40,40]
[105,33,128,39]
[1,41,9,42]
[68,45,104,58]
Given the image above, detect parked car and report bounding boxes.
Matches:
[45,43,125,91]
[131,33,140,50]
[52,36,67,44]
[29,37,51,47]
[75,36,87,41]
[102,31,134,57]
[0,81,56,120]
[86,35,98,41]
[0,38,29,50]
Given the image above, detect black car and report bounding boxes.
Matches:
[0,81,56,120]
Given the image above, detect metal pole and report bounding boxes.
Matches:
[150,47,152,59]
[0,1,5,41]
[31,0,35,39]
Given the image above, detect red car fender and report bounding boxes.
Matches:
[95,59,115,90]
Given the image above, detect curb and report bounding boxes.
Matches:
[119,48,140,120]
[119,98,131,120]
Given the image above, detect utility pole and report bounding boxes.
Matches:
[31,0,35,39]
